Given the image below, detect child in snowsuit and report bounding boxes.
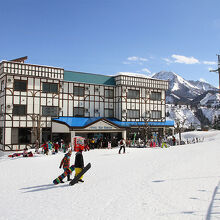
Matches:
[74,148,84,182]
[59,150,72,182]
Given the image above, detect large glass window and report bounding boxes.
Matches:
[74,87,84,97]
[74,107,84,117]
[127,90,140,99]
[13,105,27,116]
[12,128,31,144]
[105,109,114,117]
[42,83,58,93]
[14,80,27,92]
[42,106,59,117]
[127,110,140,119]
[151,110,162,119]
[150,92,161,101]
[105,89,114,98]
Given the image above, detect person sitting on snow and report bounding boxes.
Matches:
[74,147,84,183]
[59,150,72,183]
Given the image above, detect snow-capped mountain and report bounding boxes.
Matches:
[189,80,218,92]
[152,71,217,105]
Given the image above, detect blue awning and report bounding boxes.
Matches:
[52,117,174,128]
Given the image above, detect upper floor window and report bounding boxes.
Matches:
[127,90,140,99]
[14,80,27,92]
[13,105,27,116]
[105,89,114,98]
[150,92,161,101]
[42,82,58,93]
[74,107,84,117]
[105,109,114,118]
[42,106,59,117]
[0,104,4,114]
[1,80,5,92]
[151,110,162,119]
[73,86,84,97]
[127,109,139,119]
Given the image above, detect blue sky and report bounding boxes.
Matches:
[0,0,220,87]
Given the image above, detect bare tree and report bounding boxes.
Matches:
[174,117,186,144]
[30,114,42,147]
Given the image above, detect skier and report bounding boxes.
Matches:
[74,147,84,183]
[59,150,72,183]
[118,138,126,154]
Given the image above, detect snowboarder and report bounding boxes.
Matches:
[74,147,84,182]
[59,150,72,182]
[118,138,126,154]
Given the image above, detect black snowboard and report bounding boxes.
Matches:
[69,163,91,186]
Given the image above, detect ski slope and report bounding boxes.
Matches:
[1,130,220,220]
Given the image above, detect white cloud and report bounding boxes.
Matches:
[139,57,148,62]
[127,56,139,61]
[203,61,217,65]
[125,56,148,65]
[162,58,173,64]
[171,54,200,64]
[141,68,151,74]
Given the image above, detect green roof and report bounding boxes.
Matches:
[64,70,116,86]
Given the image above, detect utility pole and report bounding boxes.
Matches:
[210,54,220,98]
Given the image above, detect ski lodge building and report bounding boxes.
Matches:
[0,57,174,151]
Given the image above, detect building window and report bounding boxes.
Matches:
[42,82,58,93]
[105,109,114,117]
[127,90,140,99]
[74,107,84,117]
[42,106,59,117]
[12,128,31,144]
[14,80,27,92]
[1,80,5,92]
[0,104,4,115]
[0,128,3,144]
[73,86,84,97]
[127,110,140,119]
[105,89,114,98]
[151,110,162,119]
[13,105,27,116]
[150,92,161,101]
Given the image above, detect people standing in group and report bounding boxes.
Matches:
[41,142,49,155]
[54,142,60,153]
[119,138,126,154]
[59,150,72,182]
[74,147,84,182]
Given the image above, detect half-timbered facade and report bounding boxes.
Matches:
[0,58,172,151]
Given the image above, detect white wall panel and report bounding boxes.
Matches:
[5,128,11,144]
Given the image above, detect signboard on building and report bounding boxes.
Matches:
[86,120,118,130]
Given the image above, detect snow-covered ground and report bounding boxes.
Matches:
[1,130,220,220]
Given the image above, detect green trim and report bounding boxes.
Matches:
[64,70,116,86]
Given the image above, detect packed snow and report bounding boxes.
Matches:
[1,130,220,220]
